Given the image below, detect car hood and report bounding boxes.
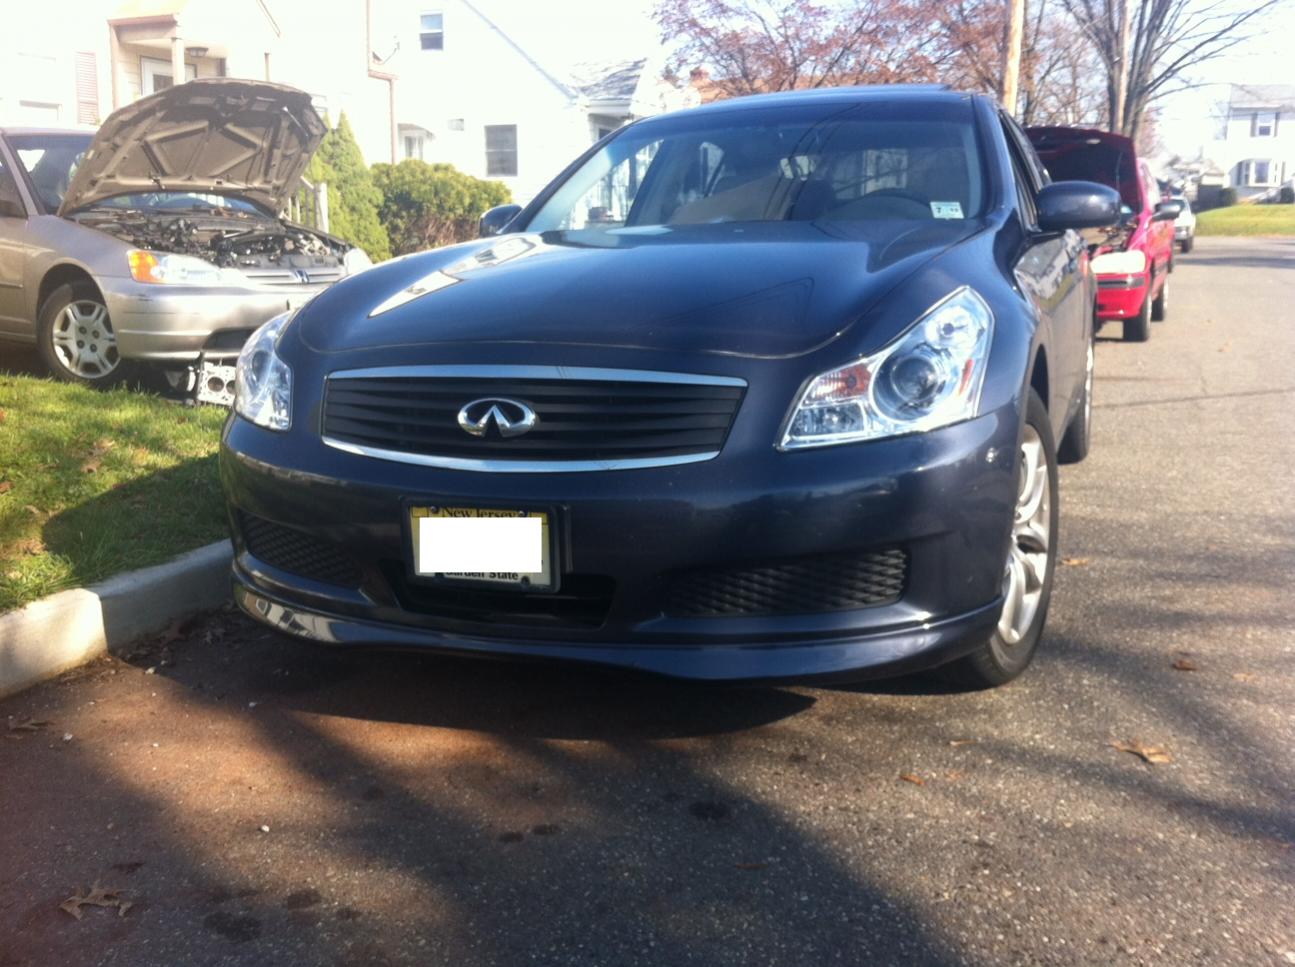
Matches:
[1027,126,1139,251]
[298,220,984,359]
[59,78,325,216]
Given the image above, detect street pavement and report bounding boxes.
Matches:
[1,236,1292,967]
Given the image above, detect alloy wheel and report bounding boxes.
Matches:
[998,425,1051,646]
[52,300,119,379]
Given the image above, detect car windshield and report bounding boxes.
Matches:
[526,98,987,236]
[7,132,261,215]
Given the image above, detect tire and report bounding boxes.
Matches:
[1151,273,1169,321]
[1180,236,1193,254]
[1057,333,1093,465]
[943,389,1059,689]
[1123,291,1151,342]
[37,282,124,386]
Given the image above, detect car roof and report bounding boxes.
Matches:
[0,127,93,138]
[651,84,978,124]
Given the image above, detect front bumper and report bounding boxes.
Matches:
[219,403,1020,682]
[1095,272,1148,320]
[100,277,330,362]
[1174,226,1193,240]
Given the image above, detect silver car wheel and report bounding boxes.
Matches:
[998,425,1051,646]
[52,300,119,379]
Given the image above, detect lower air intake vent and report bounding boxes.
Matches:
[665,549,907,617]
[240,514,362,588]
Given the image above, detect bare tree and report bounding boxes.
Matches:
[655,0,948,98]
[1059,0,1282,142]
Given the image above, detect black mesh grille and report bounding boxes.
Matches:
[322,374,744,464]
[240,514,362,588]
[665,549,907,617]
[384,565,614,629]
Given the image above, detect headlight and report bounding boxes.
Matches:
[1090,249,1147,275]
[127,250,222,285]
[780,286,994,450]
[235,311,294,431]
[343,247,373,276]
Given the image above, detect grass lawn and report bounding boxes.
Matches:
[1195,204,1295,236]
[0,374,229,613]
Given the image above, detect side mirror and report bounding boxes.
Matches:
[1152,199,1184,222]
[1035,181,1121,232]
[479,204,522,238]
[0,197,25,219]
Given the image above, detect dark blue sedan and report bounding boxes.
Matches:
[220,85,1118,687]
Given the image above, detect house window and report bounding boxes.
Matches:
[1248,159,1275,186]
[1252,112,1277,137]
[403,134,425,160]
[485,125,518,177]
[141,56,196,94]
[420,12,444,50]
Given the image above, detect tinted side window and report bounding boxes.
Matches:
[999,119,1038,227]
[0,155,24,215]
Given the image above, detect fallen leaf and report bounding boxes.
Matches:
[14,537,45,556]
[1232,672,1255,683]
[24,505,43,518]
[0,480,11,495]
[945,770,968,781]
[1171,658,1198,672]
[60,883,128,920]
[899,773,926,786]
[81,439,115,474]
[7,717,52,732]
[1061,557,1091,566]
[948,738,978,747]
[1110,739,1172,765]
[0,408,6,423]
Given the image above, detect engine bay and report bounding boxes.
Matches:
[71,207,348,274]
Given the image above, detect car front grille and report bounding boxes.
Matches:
[320,366,746,471]
[240,513,362,587]
[383,565,615,629]
[664,549,908,617]
[241,265,344,286]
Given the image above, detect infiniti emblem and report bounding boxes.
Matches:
[457,397,538,438]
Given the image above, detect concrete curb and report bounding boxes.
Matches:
[0,540,232,700]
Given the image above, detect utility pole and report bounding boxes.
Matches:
[1111,0,1132,134]
[1000,0,1025,114]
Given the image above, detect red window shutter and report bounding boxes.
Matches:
[75,52,98,125]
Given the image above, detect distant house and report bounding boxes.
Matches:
[385,0,691,204]
[1219,84,1295,200]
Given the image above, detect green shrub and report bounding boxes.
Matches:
[1280,185,1295,204]
[372,160,512,255]
[305,113,391,262]
[1219,186,1238,208]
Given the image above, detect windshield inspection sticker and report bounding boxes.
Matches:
[930,201,964,219]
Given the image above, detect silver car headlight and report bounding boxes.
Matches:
[780,286,994,450]
[128,250,223,285]
[235,311,294,431]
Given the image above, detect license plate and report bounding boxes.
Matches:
[409,507,552,589]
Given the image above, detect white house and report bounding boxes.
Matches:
[0,0,688,208]
[1218,84,1295,200]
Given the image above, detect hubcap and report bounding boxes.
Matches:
[998,425,1051,646]
[52,301,118,378]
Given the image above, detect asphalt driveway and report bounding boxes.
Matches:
[1,236,1292,967]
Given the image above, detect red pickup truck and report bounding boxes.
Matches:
[1027,127,1181,342]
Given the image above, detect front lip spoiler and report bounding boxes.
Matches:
[232,569,1002,684]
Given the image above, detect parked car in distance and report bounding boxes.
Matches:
[1173,195,1196,252]
[0,78,370,393]
[1027,127,1180,342]
[221,85,1118,688]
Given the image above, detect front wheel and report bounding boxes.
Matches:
[37,282,124,386]
[1180,236,1193,254]
[1123,291,1151,342]
[944,390,1059,689]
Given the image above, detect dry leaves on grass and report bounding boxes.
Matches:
[11,537,45,556]
[899,773,926,786]
[0,408,7,423]
[1110,739,1173,765]
[0,480,11,495]
[81,438,115,474]
[59,883,133,919]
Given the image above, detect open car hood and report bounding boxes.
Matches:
[59,78,325,216]
[1027,126,1138,250]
